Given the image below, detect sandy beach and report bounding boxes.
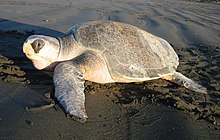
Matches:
[0,0,220,139]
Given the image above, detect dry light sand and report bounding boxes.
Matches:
[0,0,220,139]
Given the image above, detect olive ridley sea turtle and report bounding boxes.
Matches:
[23,21,207,123]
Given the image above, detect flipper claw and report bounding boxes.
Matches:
[66,114,88,124]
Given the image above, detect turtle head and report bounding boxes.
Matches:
[23,35,60,70]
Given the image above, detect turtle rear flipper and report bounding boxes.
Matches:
[162,72,207,94]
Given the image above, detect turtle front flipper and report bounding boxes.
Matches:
[53,62,88,123]
[162,72,207,94]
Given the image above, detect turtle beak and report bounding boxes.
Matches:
[23,40,30,55]
[23,39,36,58]
[23,39,45,56]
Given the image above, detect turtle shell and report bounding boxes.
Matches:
[73,21,179,82]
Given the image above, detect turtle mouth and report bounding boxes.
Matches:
[24,52,52,70]
[32,60,51,70]
[25,51,43,60]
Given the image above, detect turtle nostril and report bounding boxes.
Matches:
[31,39,45,53]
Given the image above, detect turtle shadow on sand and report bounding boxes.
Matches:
[85,77,219,129]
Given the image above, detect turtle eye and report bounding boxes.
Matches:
[31,39,45,53]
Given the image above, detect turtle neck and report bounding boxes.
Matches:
[56,32,84,61]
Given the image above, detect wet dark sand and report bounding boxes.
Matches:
[0,0,220,139]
